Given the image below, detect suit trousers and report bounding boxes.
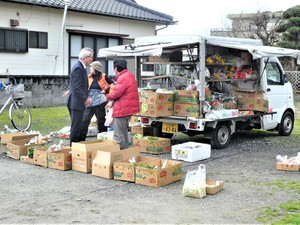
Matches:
[81,103,107,141]
[68,107,84,146]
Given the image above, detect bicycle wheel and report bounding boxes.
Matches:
[9,100,32,131]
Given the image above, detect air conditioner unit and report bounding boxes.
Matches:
[10,19,19,27]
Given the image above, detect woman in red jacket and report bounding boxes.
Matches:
[105,58,140,149]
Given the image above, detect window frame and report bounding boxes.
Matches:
[68,33,122,75]
[29,31,48,49]
[0,27,28,53]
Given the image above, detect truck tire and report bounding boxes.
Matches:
[210,122,231,149]
[278,111,294,136]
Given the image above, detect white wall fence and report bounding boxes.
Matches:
[286,71,300,94]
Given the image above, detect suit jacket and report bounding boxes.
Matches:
[67,60,88,111]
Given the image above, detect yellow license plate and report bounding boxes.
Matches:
[162,122,178,134]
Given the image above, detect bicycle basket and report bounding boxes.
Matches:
[6,84,25,99]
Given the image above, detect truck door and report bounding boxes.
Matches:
[262,61,290,129]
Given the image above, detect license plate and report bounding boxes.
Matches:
[162,122,178,133]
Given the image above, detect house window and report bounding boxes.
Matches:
[29,31,48,49]
[69,34,121,75]
[0,28,28,53]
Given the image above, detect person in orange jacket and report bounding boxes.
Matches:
[80,61,114,141]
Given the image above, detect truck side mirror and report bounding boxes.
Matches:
[283,74,289,83]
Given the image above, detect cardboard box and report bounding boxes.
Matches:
[20,155,35,165]
[129,115,139,125]
[6,138,47,160]
[34,147,48,167]
[173,103,200,117]
[131,126,154,137]
[72,139,116,173]
[237,98,269,112]
[133,136,171,154]
[135,159,183,187]
[0,133,37,144]
[92,146,140,179]
[223,101,238,109]
[234,90,269,112]
[174,90,199,104]
[171,142,211,162]
[276,162,300,171]
[48,148,72,171]
[113,156,155,182]
[206,179,224,195]
[139,90,173,104]
[139,102,173,117]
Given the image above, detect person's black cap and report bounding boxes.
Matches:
[113,58,127,69]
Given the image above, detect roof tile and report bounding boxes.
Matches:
[3,0,175,25]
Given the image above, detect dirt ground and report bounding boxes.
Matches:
[0,130,299,224]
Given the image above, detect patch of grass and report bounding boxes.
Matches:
[279,201,300,212]
[29,106,70,135]
[256,180,300,224]
[268,180,300,194]
[256,207,281,223]
[0,106,70,136]
[272,213,300,225]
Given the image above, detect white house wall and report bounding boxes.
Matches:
[0,2,156,76]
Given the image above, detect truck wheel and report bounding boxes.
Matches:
[278,111,294,136]
[210,122,231,149]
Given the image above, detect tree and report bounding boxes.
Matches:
[275,5,300,49]
[252,12,282,46]
[213,11,282,46]
[275,5,300,70]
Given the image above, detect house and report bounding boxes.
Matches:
[211,11,283,42]
[0,0,176,106]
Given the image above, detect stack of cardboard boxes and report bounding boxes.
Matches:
[138,89,174,117]
[173,90,200,117]
[0,132,227,192]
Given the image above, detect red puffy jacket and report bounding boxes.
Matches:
[106,69,140,118]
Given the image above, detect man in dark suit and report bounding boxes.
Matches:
[66,47,93,145]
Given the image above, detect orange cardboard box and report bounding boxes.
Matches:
[135,158,182,187]
[20,155,35,165]
[206,179,225,195]
[92,145,141,179]
[133,136,171,154]
[6,137,47,160]
[139,90,173,104]
[173,103,200,117]
[48,148,72,171]
[174,90,199,104]
[33,147,48,167]
[72,139,116,173]
[113,156,156,182]
[139,102,173,117]
[276,162,300,171]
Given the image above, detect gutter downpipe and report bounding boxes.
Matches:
[52,0,70,75]
[155,25,168,35]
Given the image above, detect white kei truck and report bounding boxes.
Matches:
[98,35,300,149]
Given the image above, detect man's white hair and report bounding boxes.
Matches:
[78,47,93,60]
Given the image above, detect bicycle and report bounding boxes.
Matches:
[0,79,32,131]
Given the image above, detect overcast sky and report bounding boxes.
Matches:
[136,0,299,35]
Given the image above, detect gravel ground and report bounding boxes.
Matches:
[0,130,299,224]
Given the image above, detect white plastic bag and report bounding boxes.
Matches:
[104,108,114,127]
[182,164,206,198]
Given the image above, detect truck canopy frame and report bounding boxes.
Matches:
[98,35,300,62]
